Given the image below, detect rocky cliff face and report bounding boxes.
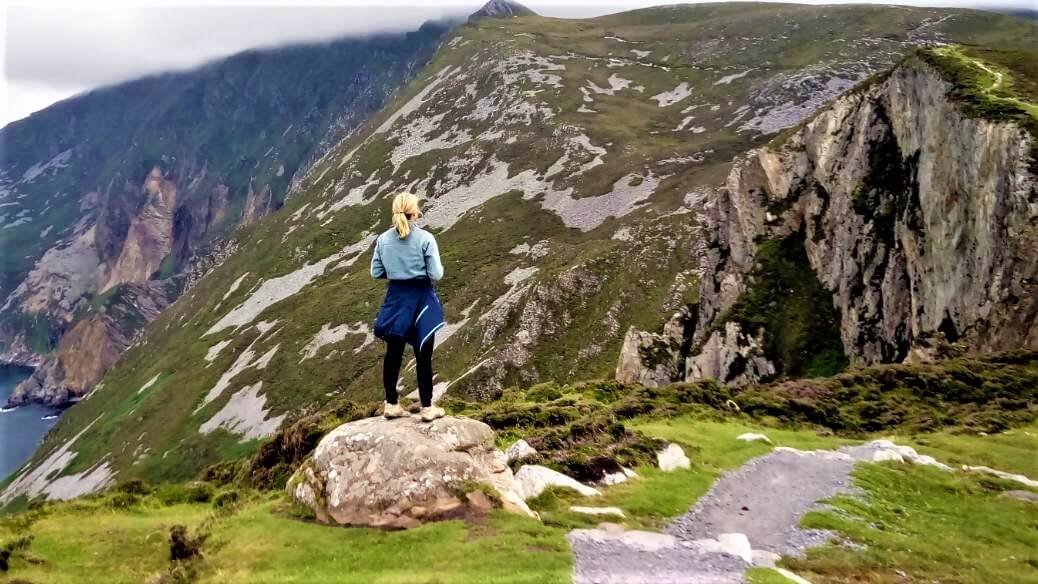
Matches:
[7,282,177,407]
[619,52,1038,386]
[99,167,178,293]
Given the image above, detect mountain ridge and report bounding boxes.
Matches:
[0,20,455,406]
[3,2,1037,505]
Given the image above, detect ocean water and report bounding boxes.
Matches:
[0,366,59,482]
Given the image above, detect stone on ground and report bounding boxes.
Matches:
[691,532,753,564]
[656,443,691,471]
[871,449,905,463]
[504,438,537,463]
[844,439,951,470]
[287,415,533,528]
[736,432,773,444]
[751,549,781,568]
[514,464,601,499]
[600,467,638,485]
[570,505,626,518]
[963,465,1038,488]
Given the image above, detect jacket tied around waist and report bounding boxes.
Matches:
[373,277,445,351]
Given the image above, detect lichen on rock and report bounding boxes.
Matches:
[287,415,534,528]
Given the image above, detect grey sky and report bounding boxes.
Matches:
[1,0,1032,127]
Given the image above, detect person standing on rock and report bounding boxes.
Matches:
[371,193,446,422]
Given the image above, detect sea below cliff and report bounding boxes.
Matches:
[0,366,58,481]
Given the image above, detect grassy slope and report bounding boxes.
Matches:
[1,409,1034,583]
[791,462,1038,583]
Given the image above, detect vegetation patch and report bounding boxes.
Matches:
[787,463,1038,584]
[737,351,1038,434]
[720,232,849,379]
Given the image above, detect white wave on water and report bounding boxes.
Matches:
[1,406,16,413]
[41,414,59,420]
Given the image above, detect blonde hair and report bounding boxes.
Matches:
[391,192,422,239]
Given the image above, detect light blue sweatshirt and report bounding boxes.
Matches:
[370,226,444,281]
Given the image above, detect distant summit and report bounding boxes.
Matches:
[469,0,535,21]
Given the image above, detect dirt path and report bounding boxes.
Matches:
[971,59,1004,91]
[568,443,899,583]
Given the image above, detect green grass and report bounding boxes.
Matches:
[788,463,1038,584]
[748,568,802,584]
[2,411,1036,582]
[200,504,570,584]
[903,423,1038,478]
[0,497,212,583]
[719,233,849,379]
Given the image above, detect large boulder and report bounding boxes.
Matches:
[288,415,534,528]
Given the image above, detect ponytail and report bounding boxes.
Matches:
[391,192,422,239]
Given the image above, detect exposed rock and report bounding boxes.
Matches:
[615,306,695,387]
[569,506,626,518]
[750,549,781,568]
[871,449,905,463]
[504,439,537,463]
[843,439,951,470]
[600,467,638,486]
[684,56,1038,384]
[736,433,773,445]
[100,167,178,293]
[962,465,1038,489]
[242,181,275,226]
[569,526,678,552]
[686,322,777,386]
[514,465,601,499]
[690,533,753,564]
[3,222,101,318]
[469,0,535,21]
[288,415,533,528]
[656,443,691,471]
[7,282,175,407]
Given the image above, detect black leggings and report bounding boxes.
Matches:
[383,337,435,407]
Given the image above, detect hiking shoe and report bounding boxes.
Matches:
[419,406,446,422]
[383,402,408,419]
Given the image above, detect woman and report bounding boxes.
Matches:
[371,193,446,422]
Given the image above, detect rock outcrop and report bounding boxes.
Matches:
[469,0,535,21]
[7,282,175,407]
[288,416,534,528]
[619,53,1038,386]
[615,306,695,387]
[100,167,178,293]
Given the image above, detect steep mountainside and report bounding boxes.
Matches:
[619,46,1038,387]
[0,22,452,405]
[4,2,1037,504]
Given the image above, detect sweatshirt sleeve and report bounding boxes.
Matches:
[424,235,444,281]
[370,237,386,279]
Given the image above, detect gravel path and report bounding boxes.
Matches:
[568,444,890,583]
[567,526,746,584]
[667,447,858,556]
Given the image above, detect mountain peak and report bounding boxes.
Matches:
[469,0,535,21]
